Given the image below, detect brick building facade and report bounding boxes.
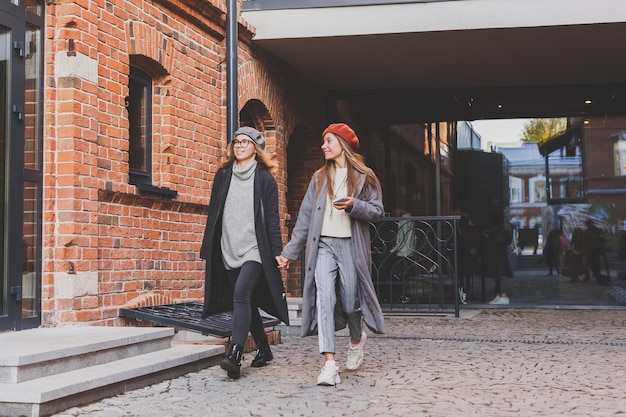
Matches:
[32,0,451,328]
[583,115,626,219]
[5,0,625,332]
[40,0,328,327]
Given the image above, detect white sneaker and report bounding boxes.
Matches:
[489,295,501,304]
[317,361,341,386]
[346,331,367,370]
[490,296,510,305]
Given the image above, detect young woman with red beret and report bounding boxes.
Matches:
[277,123,385,386]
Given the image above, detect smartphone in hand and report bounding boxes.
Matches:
[333,197,347,204]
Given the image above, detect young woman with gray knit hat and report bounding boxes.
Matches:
[277,123,385,386]
[200,126,289,379]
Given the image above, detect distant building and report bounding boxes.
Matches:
[497,142,582,232]
[457,121,483,151]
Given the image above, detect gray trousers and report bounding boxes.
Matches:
[315,237,362,354]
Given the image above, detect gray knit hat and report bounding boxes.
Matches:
[234,126,265,150]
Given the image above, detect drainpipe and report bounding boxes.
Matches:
[226,0,238,144]
[545,149,551,201]
[433,123,445,307]
[435,122,441,216]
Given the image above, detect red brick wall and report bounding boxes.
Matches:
[42,0,324,325]
[41,0,460,325]
[284,126,322,296]
[582,116,626,221]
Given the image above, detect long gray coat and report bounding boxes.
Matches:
[282,171,385,337]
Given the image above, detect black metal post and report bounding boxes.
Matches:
[545,148,551,200]
[435,122,441,216]
[226,0,238,144]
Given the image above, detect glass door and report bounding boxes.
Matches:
[21,20,43,328]
[0,22,16,330]
[0,26,7,326]
[0,0,43,331]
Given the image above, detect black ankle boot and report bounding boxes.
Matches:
[251,339,273,368]
[220,343,243,379]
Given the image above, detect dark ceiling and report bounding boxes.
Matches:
[330,83,626,123]
[252,24,626,92]
[242,2,626,122]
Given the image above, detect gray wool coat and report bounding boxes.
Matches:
[281,171,386,337]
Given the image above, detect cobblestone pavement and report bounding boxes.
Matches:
[53,309,626,417]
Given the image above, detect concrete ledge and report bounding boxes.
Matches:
[0,327,174,367]
[0,327,175,384]
[0,344,222,404]
[0,351,222,417]
[287,297,302,326]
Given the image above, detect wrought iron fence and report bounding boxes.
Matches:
[370,216,460,316]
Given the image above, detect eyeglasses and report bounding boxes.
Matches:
[233,139,253,148]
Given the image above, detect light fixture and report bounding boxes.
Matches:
[584,99,592,104]
[583,120,590,124]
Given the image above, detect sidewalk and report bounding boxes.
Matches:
[463,251,626,307]
[464,267,626,307]
[52,309,626,417]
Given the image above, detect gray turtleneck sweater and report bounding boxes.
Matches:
[221,160,261,269]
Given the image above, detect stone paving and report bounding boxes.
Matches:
[52,309,626,417]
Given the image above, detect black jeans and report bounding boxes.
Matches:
[227,261,266,347]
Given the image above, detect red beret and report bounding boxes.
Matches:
[323,123,359,152]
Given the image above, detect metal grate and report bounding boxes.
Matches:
[120,302,280,337]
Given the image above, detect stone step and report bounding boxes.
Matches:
[0,344,222,417]
[0,326,176,384]
[287,297,302,326]
[0,327,224,417]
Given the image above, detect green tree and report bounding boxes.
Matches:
[520,118,567,144]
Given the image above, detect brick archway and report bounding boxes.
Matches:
[125,21,176,75]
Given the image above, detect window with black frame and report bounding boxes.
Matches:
[127,66,152,185]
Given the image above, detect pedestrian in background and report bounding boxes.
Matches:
[583,219,606,283]
[483,215,513,304]
[564,227,586,283]
[200,126,289,380]
[544,228,561,276]
[277,123,385,386]
[458,212,481,304]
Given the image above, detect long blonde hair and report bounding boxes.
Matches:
[219,141,278,174]
[315,134,380,200]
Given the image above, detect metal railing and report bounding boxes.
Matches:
[370,216,460,316]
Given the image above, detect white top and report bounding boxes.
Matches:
[320,168,351,238]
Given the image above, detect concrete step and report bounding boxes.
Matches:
[0,326,177,384]
[287,297,302,327]
[0,327,224,417]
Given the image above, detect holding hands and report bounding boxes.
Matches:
[276,255,291,270]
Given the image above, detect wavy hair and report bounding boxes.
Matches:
[314,133,380,200]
